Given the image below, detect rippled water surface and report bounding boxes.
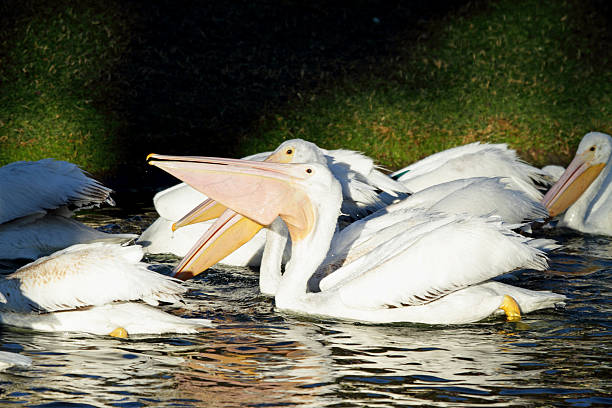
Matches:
[1,201,610,407]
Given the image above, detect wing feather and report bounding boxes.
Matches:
[0,159,113,224]
[0,243,185,313]
[318,210,452,291]
[335,215,548,310]
[324,149,409,217]
[0,214,137,260]
[388,177,549,224]
[391,143,549,200]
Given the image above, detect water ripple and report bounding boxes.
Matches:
[0,206,609,406]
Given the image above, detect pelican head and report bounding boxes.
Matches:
[267,139,327,165]
[542,132,611,217]
[147,154,342,278]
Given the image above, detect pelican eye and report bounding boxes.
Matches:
[286,149,293,155]
[306,168,312,174]
[589,146,596,151]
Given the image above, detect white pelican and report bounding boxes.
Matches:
[138,139,409,273]
[0,242,212,336]
[0,159,136,260]
[541,132,612,235]
[174,175,550,294]
[158,141,549,289]
[391,142,550,200]
[148,154,565,325]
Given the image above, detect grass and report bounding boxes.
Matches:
[0,1,130,174]
[1,0,611,188]
[239,0,612,169]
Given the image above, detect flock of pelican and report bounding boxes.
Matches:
[0,132,610,343]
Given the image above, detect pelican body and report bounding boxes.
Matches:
[148,154,565,325]
[0,243,211,336]
[391,142,549,200]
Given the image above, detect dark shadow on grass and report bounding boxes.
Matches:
[105,0,472,189]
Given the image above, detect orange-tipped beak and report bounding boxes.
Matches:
[541,150,605,217]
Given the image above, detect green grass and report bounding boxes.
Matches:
[240,0,612,169]
[0,1,130,174]
[1,0,611,186]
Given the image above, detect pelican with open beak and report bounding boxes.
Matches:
[148,154,564,325]
[143,139,409,281]
[541,132,612,235]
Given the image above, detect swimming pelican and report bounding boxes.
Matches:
[138,139,409,270]
[0,242,212,337]
[148,154,565,324]
[541,132,612,236]
[391,142,550,200]
[178,175,552,296]
[0,159,136,260]
[156,142,549,289]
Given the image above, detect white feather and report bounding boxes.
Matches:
[0,243,185,313]
[0,159,113,224]
[391,142,549,200]
[0,302,212,335]
[335,215,547,310]
[0,214,136,260]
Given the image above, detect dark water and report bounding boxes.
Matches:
[0,204,610,407]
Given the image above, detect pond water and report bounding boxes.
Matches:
[0,199,610,407]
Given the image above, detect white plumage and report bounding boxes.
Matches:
[0,214,136,260]
[384,177,548,225]
[0,351,32,370]
[0,158,114,224]
[0,243,211,335]
[391,142,549,200]
[0,159,136,260]
[148,155,565,325]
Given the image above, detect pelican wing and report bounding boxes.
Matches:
[0,243,185,313]
[324,149,410,217]
[391,143,549,200]
[321,214,548,310]
[0,159,114,224]
[391,142,507,179]
[0,214,137,260]
[318,210,446,290]
[389,177,548,225]
[326,148,410,195]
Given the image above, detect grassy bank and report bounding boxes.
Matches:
[241,0,612,168]
[1,0,610,188]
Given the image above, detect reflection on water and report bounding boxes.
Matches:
[0,204,610,407]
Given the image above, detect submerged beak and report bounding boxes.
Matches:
[541,150,605,217]
[148,154,315,279]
